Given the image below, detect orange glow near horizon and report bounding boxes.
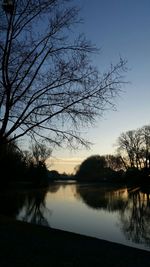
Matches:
[46,157,84,174]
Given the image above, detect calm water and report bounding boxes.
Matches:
[2,182,150,251]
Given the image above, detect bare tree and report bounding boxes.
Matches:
[117,126,150,170]
[30,142,52,165]
[141,125,150,169]
[104,154,125,171]
[118,131,136,168]
[118,130,144,169]
[0,0,127,148]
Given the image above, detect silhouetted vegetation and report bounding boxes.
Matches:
[75,155,124,183]
[74,124,150,185]
[0,140,27,185]
[1,1,150,263]
[116,124,150,184]
[117,125,150,171]
[2,125,150,189]
[48,170,75,181]
[0,0,126,151]
[0,140,51,188]
[0,0,127,190]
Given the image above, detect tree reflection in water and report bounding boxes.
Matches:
[120,187,150,246]
[76,184,150,247]
[1,182,150,248]
[20,188,50,226]
[0,185,59,227]
[76,184,127,212]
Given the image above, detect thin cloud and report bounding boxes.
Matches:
[50,157,84,165]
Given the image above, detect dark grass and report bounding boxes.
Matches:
[0,216,150,267]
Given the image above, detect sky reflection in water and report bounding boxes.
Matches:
[15,183,150,251]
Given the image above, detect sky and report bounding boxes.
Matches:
[48,0,150,173]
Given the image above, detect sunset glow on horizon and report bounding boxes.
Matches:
[46,157,84,174]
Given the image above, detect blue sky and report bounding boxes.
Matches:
[50,0,150,173]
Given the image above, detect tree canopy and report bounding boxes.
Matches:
[117,125,150,171]
[76,155,107,181]
[0,0,126,148]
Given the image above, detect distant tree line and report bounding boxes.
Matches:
[75,124,150,184]
[1,124,150,187]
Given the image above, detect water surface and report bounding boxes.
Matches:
[2,182,150,251]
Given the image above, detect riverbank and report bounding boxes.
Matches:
[0,216,150,267]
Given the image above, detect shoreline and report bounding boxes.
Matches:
[0,216,150,267]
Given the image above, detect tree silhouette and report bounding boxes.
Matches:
[104,154,125,171]
[0,139,27,183]
[76,155,107,181]
[0,0,126,149]
[118,130,142,169]
[141,125,150,169]
[30,142,52,165]
[117,124,150,172]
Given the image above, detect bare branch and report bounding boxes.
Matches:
[0,0,127,148]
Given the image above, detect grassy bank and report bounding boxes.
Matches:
[0,216,150,267]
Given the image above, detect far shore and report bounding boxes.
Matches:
[0,215,150,267]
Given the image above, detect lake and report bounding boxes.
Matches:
[1,182,150,251]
